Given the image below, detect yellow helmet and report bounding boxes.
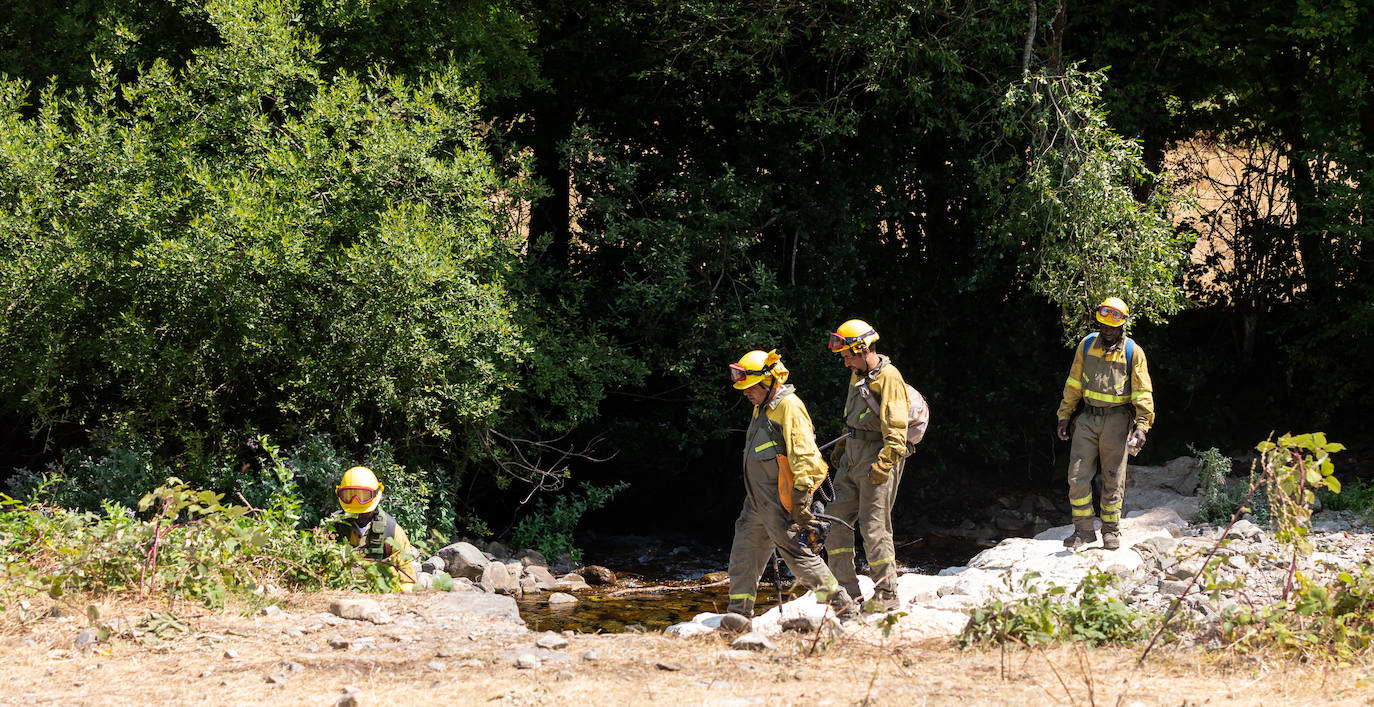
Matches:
[336,466,384,514]
[1095,297,1129,327]
[728,349,788,390]
[827,319,879,354]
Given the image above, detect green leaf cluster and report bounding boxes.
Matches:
[509,481,628,564]
[1258,432,1345,553]
[959,570,1151,648]
[0,476,401,615]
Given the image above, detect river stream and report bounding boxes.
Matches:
[516,531,987,633]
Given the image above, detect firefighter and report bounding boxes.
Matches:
[825,319,909,613]
[720,349,853,633]
[334,465,417,590]
[1055,297,1155,550]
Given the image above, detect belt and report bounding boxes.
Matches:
[1083,404,1130,416]
[848,428,883,441]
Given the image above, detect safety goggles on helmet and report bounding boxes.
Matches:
[728,362,771,383]
[1096,305,1127,327]
[336,486,378,506]
[827,331,873,353]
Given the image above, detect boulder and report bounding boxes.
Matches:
[437,542,490,581]
[525,565,560,590]
[577,565,616,586]
[517,549,548,567]
[1127,456,1202,496]
[548,592,578,606]
[557,574,590,591]
[480,562,520,595]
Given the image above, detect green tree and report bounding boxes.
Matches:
[0,0,533,520]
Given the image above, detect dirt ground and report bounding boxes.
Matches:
[4,591,1374,706]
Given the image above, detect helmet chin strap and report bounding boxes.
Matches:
[351,511,374,533]
[760,377,777,406]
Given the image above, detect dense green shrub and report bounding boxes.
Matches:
[0,476,404,616]
[0,0,524,466]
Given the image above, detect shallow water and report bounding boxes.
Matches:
[515,530,987,634]
[518,585,782,634]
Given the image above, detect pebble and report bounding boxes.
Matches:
[329,599,391,625]
[535,633,568,650]
[731,632,774,652]
[73,630,97,649]
[581,649,601,662]
[223,649,239,660]
[548,592,578,606]
[427,660,446,672]
[656,661,684,671]
[336,687,364,707]
[515,653,540,669]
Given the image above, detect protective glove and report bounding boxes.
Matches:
[829,437,848,469]
[791,486,817,530]
[868,460,893,485]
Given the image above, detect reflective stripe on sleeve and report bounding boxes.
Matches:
[1065,377,1082,390]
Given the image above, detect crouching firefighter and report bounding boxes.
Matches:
[720,349,855,633]
[333,465,417,591]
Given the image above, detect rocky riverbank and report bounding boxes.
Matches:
[6,455,1372,705]
[665,456,1374,649]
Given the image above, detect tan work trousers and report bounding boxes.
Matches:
[825,456,905,600]
[725,499,841,616]
[1067,405,1132,525]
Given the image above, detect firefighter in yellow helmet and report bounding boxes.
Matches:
[825,319,910,614]
[718,349,854,633]
[334,466,417,590]
[1055,297,1155,550]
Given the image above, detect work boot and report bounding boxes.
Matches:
[1101,522,1121,550]
[718,612,751,634]
[862,590,899,614]
[828,588,859,622]
[1062,519,1097,550]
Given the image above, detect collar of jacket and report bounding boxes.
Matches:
[861,354,891,382]
[765,383,795,410]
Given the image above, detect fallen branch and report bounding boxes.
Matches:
[604,578,729,596]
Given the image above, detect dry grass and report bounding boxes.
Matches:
[3,591,1374,705]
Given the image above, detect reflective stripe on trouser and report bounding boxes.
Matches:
[825,449,905,599]
[1066,406,1131,526]
[725,498,842,616]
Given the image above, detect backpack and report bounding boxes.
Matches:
[1082,332,1134,373]
[856,378,930,456]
